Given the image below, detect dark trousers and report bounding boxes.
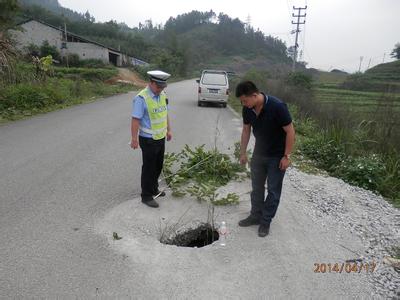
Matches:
[139,136,165,200]
[250,156,286,225]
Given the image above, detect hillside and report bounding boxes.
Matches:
[365,60,400,82]
[339,60,400,92]
[15,1,292,76]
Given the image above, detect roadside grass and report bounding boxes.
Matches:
[228,71,400,207]
[227,93,242,113]
[0,64,135,123]
[0,79,133,123]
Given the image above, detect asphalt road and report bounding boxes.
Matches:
[0,80,374,297]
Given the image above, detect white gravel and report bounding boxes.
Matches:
[287,168,400,298]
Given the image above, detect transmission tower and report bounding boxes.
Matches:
[245,14,251,30]
[291,5,307,71]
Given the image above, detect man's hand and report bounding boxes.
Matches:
[279,156,290,170]
[167,130,172,141]
[130,139,139,149]
[239,153,248,165]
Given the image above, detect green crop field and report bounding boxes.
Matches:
[311,64,400,151]
[314,88,400,112]
[313,61,400,118]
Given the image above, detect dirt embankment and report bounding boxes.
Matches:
[105,68,147,88]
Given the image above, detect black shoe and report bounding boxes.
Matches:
[142,198,159,208]
[238,215,260,227]
[258,224,270,237]
[153,190,166,197]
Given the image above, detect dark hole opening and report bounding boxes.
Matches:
[161,223,219,248]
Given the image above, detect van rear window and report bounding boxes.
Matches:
[202,73,227,85]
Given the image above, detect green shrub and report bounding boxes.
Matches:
[294,103,399,205]
[379,153,400,205]
[180,144,244,186]
[300,133,346,172]
[285,72,313,90]
[242,68,270,91]
[1,84,53,110]
[80,59,110,68]
[287,104,317,136]
[335,154,385,190]
[40,40,60,61]
[4,61,36,84]
[163,144,247,203]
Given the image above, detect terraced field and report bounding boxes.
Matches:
[314,88,400,115]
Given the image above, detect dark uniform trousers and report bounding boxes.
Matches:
[139,136,165,200]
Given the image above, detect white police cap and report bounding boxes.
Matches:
[147,70,171,86]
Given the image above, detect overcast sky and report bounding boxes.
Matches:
[58,0,399,73]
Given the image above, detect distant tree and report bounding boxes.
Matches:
[165,10,215,34]
[216,13,246,54]
[391,43,400,60]
[84,10,95,23]
[15,5,290,71]
[0,0,19,31]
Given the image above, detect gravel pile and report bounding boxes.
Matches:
[287,168,400,298]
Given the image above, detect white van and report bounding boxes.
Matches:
[197,70,229,107]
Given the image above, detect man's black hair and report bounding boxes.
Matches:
[235,81,259,97]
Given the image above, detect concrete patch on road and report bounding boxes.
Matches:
[93,175,378,298]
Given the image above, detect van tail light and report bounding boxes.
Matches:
[198,87,201,93]
[226,89,229,95]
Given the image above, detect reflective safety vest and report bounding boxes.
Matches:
[137,88,168,140]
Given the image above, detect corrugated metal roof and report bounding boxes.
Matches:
[17,18,121,53]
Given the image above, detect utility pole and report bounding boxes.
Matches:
[358,56,363,72]
[382,53,386,63]
[63,22,69,68]
[291,5,307,71]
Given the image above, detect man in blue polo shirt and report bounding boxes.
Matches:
[130,70,172,208]
[236,81,295,237]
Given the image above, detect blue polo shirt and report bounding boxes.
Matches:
[242,93,292,157]
[131,87,168,138]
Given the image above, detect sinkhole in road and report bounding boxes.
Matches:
[161,223,219,248]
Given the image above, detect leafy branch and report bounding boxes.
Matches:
[162,143,250,205]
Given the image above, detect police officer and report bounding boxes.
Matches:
[130,70,172,208]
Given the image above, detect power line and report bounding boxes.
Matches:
[286,0,293,23]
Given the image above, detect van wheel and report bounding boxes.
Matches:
[222,103,227,108]
[198,101,202,107]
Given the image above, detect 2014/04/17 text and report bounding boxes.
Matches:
[314,262,376,273]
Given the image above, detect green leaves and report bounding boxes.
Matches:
[163,144,246,205]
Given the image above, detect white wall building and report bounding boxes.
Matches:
[9,19,141,67]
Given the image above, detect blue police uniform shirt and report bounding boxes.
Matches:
[131,87,168,138]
